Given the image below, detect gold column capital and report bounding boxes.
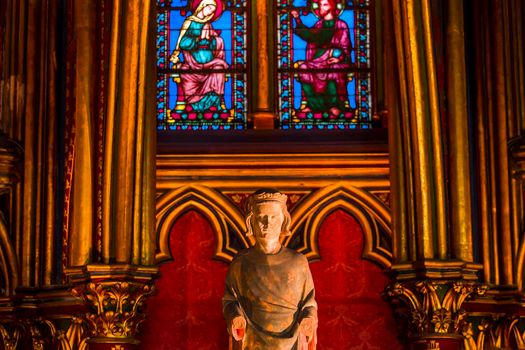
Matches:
[385,279,487,349]
[69,265,159,343]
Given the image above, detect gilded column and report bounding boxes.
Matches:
[445,0,473,263]
[386,0,483,348]
[491,0,513,287]
[65,0,158,347]
[0,0,61,287]
[69,0,95,267]
[102,0,156,265]
[471,0,524,290]
[389,0,448,264]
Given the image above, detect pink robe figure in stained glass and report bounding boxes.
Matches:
[170,0,228,112]
[292,0,352,116]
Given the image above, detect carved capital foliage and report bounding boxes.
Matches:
[73,281,155,339]
[461,314,525,350]
[0,316,88,350]
[384,281,487,337]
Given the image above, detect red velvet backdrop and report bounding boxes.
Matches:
[140,209,403,349]
[310,210,403,350]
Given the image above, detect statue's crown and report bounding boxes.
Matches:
[249,191,288,206]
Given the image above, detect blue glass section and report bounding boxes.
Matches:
[292,0,308,7]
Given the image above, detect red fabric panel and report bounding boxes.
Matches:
[310,210,403,350]
[140,210,230,349]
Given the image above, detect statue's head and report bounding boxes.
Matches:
[245,189,292,244]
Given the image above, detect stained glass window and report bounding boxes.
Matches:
[157,0,248,130]
[277,0,373,129]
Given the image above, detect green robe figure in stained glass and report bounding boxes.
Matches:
[291,0,352,117]
[223,189,318,350]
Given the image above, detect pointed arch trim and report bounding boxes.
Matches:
[285,182,392,268]
[155,185,250,263]
[0,218,18,294]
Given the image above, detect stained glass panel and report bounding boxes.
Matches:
[157,0,248,130]
[276,0,373,129]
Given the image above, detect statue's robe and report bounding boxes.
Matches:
[223,247,317,350]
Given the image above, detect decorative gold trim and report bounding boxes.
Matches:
[389,262,483,281]
[385,280,487,337]
[284,183,392,268]
[72,281,154,339]
[155,185,249,263]
[0,322,20,350]
[156,153,390,190]
[0,217,18,295]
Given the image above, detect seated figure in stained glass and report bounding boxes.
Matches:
[291,0,352,117]
[170,0,228,113]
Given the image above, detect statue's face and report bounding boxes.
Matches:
[252,201,284,245]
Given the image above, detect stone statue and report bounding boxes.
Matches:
[222,189,318,350]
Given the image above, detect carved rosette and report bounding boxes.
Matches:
[73,281,154,341]
[385,281,487,348]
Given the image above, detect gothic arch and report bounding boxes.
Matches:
[0,218,18,295]
[155,185,250,263]
[284,183,392,268]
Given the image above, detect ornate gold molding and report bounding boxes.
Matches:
[285,182,392,267]
[461,314,525,350]
[155,183,393,267]
[155,185,249,263]
[385,280,487,338]
[0,315,88,350]
[156,153,390,189]
[67,264,158,343]
[72,281,153,340]
[0,322,20,350]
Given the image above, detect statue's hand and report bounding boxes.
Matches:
[231,315,246,341]
[299,317,316,340]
